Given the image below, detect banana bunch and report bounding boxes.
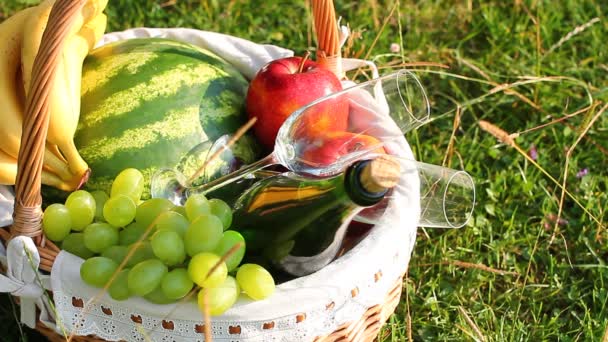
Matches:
[0,0,108,191]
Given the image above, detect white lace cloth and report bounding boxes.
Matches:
[0,28,419,341]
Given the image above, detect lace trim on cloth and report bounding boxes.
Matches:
[51,217,415,341]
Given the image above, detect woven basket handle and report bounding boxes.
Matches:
[11,0,87,240]
[312,0,342,77]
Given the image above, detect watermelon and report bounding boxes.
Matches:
[74,38,261,199]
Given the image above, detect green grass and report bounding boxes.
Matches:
[1,0,607,341]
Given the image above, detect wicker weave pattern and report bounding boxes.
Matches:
[7,0,405,340]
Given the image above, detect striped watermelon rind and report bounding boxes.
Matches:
[73,38,261,199]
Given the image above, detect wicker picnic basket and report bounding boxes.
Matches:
[2,0,413,340]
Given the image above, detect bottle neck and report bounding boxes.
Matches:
[344,160,389,207]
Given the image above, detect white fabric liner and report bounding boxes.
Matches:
[0,27,419,341]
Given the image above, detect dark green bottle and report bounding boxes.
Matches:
[232,158,399,276]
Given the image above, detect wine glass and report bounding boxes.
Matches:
[355,154,476,228]
[151,69,430,201]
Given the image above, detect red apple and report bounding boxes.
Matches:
[300,131,386,167]
[246,56,348,150]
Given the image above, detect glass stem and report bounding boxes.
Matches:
[187,153,277,196]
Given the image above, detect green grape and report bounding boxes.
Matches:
[155,211,189,238]
[65,190,96,231]
[161,268,193,300]
[125,242,156,267]
[119,221,147,246]
[144,286,177,305]
[197,276,239,316]
[90,190,109,222]
[101,245,129,264]
[80,257,118,287]
[171,205,187,217]
[185,194,211,221]
[103,194,136,228]
[184,214,223,256]
[209,198,232,230]
[110,168,145,202]
[150,230,186,266]
[135,198,174,228]
[61,233,95,259]
[128,259,168,296]
[83,223,119,253]
[108,268,131,301]
[236,264,275,300]
[188,252,227,288]
[214,231,245,272]
[42,203,72,241]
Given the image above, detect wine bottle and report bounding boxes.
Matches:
[232,157,400,277]
[204,169,280,207]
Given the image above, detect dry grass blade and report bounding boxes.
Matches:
[478,120,515,147]
[451,260,518,276]
[186,117,257,185]
[455,324,483,342]
[510,104,594,137]
[442,107,461,168]
[602,323,608,342]
[413,260,518,276]
[352,2,398,79]
[545,17,601,56]
[550,102,607,244]
[458,306,486,342]
[202,290,212,342]
[404,272,413,342]
[478,119,604,228]
[208,242,243,278]
[376,61,450,70]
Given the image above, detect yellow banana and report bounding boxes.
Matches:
[0,7,75,182]
[21,0,108,180]
[0,147,73,191]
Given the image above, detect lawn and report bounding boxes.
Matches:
[1,0,607,341]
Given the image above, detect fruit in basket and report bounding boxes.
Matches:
[198,276,240,316]
[65,190,96,230]
[0,8,82,190]
[42,204,72,242]
[185,215,224,256]
[184,193,211,221]
[83,222,119,253]
[236,263,275,300]
[75,38,261,199]
[135,198,175,229]
[214,230,246,271]
[209,198,233,230]
[155,211,189,238]
[161,268,193,300]
[103,194,136,227]
[20,0,108,183]
[188,252,227,288]
[42,166,276,312]
[108,268,131,301]
[246,56,348,149]
[80,256,118,287]
[0,149,69,190]
[150,230,186,266]
[300,131,386,167]
[128,259,168,296]
[61,233,95,259]
[110,168,145,202]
